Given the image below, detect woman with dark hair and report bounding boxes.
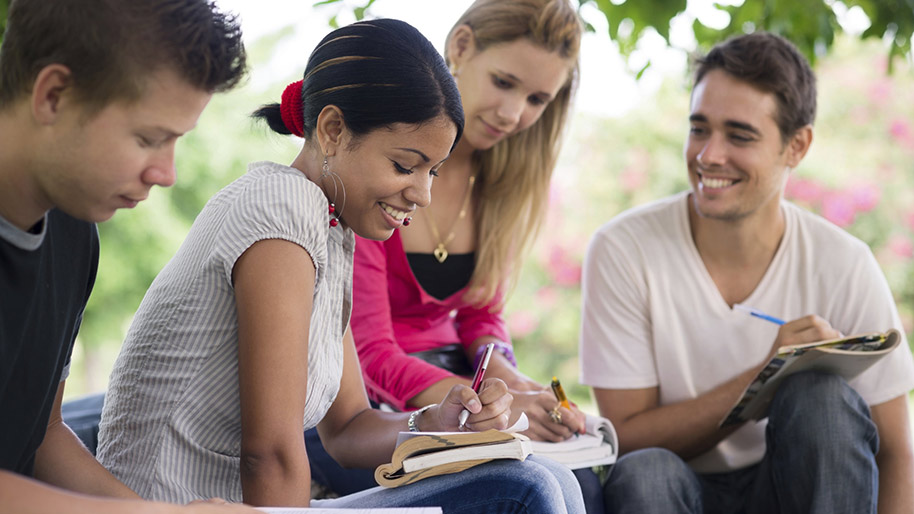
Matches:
[96,19,584,512]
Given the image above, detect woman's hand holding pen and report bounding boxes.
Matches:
[424,378,514,432]
[510,388,585,442]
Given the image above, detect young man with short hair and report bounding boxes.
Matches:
[581,32,914,513]
[0,0,255,511]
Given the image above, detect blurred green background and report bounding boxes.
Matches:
[1,0,912,414]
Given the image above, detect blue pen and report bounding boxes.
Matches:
[733,304,786,325]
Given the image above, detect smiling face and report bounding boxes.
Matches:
[328,114,458,241]
[37,69,212,223]
[448,31,571,151]
[685,69,811,223]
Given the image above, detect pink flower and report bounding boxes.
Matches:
[507,310,538,338]
[785,177,824,205]
[535,287,559,309]
[889,119,914,149]
[886,235,914,259]
[848,182,881,213]
[547,246,582,287]
[821,192,856,227]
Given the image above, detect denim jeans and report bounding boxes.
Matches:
[63,396,583,513]
[313,454,585,514]
[602,370,879,514]
[61,392,106,455]
[306,425,605,512]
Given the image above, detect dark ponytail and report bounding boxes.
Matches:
[253,19,463,144]
[251,103,291,135]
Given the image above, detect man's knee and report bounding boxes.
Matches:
[769,370,876,448]
[604,448,700,512]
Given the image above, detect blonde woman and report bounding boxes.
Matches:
[306,0,601,511]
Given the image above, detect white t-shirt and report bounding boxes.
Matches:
[579,191,914,473]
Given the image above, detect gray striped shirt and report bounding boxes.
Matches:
[97,161,353,503]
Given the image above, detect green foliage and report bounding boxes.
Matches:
[591,0,687,54]
[582,0,913,67]
[0,0,8,45]
[313,0,912,72]
[313,0,376,27]
[690,0,837,64]
[854,0,914,71]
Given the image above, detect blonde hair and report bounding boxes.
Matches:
[445,0,582,305]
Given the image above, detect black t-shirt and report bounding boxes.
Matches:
[0,209,98,475]
[406,252,475,300]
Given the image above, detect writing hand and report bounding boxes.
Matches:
[432,378,513,432]
[512,388,585,442]
[768,314,842,358]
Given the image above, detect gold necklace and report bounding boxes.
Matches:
[425,174,476,263]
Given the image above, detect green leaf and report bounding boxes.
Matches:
[635,59,651,80]
[0,0,8,46]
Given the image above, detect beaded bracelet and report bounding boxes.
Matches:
[408,403,436,432]
[473,340,517,370]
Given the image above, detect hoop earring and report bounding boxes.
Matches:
[320,157,346,227]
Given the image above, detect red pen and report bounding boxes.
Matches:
[459,342,494,429]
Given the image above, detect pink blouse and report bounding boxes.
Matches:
[350,230,510,410]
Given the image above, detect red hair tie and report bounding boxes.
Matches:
[279,80,305,137]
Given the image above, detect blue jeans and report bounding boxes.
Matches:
[603,371,879,514]
[61,392,106,455]
[63,396,584,512]
[313,455,585,514]
[306,426,604,512]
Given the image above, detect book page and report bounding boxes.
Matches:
[721,329,900,426]
[402,437,532,473]
[396,412,529,446]
[527,414,618,469]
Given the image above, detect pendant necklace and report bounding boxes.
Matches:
[425,174,476,263]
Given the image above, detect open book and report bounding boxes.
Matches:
[529,413,618,469]
[721,329,901,426]
[374,429,532,488]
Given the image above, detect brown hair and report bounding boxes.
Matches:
[445,0,582,305]
[0,0,246,110]
[694,32,816,143]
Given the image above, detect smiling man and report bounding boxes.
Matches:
[0,0,254,512]
[580,33,914,513]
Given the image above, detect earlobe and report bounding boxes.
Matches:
[446,24,476,69]
[31,64,74,125]
[315,104,347,157]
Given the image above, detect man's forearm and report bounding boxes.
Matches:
[33,419,139,499]
[615,366,757,459]
[876,451,914,514]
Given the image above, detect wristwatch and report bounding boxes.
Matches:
[408,403,437,432]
